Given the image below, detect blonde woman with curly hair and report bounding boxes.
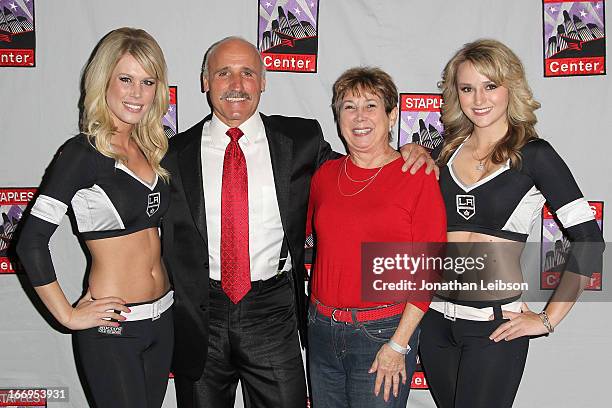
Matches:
[17,27,173,408]
[419,39,603,407]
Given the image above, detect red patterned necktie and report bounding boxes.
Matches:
[221,127,251,303]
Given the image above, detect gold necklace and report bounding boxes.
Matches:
[337,155,391,197]
[471,143,491,172]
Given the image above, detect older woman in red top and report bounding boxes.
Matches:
[307,67,446,407]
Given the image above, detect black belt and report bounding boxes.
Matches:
[209,271,289,291]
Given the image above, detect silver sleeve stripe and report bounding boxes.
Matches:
[30,194,68,225]
[555,198,595,228]
[71,184,125,232]
[501,186,546,233]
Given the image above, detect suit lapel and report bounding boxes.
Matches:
[178,118,209,244]
[261,114,293,233]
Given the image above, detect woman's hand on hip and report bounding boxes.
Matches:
[369,343,407,401]
[65,294,130,330]
[489,303,549,342]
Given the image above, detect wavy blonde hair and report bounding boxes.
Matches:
[81,27,170,181]
[438,39,541,168]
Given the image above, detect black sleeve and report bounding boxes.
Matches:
[16,136,97,286]
[314,120,342,169]
[525,139,604,276]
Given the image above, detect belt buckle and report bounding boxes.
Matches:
[443,302,456,322]
[331,308,340,323]
[152,300,161,321]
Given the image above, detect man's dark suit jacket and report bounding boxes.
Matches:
[161,113,335,381]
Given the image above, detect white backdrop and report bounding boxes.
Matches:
[1,1,610,407]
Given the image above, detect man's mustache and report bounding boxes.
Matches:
[220,91,252,100]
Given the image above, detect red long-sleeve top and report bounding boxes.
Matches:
[307,156,447,312]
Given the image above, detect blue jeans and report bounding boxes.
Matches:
[307,303,419,408]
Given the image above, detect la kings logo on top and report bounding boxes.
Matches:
[456,195,475,220]
[147,192,160,217]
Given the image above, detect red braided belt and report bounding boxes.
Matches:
[311,297,405,324]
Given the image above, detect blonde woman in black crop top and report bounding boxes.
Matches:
[17,28,173,408]
[419,39,604,408]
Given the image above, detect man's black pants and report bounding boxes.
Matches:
[175,273,306,408]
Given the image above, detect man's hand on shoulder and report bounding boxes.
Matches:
[399,143,439,180]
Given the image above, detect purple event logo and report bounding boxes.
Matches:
[398,94,444,151]
[258,0,319,72]
[541,201,603,290]
[162,86,178,138]
[0,188,36,273]
[543,0,606,76]
[0,0,35,67]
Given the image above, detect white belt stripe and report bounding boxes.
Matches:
[429,297,522,321]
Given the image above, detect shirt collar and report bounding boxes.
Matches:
[210,112,264,145]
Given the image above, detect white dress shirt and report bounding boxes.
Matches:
[201,113,291,281]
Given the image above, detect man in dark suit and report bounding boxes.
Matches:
[162,37,433,408]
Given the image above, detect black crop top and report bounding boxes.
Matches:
[17,134,170,286]
[437,138,604,276]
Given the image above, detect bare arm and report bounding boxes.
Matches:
[490,271,591,342]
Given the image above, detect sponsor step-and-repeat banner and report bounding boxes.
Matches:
[543,0,606,76]
[0,389,46,407]
[398,94,444,151]
[1,2,611,407]
[164,85,177,382]
[411,357,428,390]
[163,85,178,138]
[0,188,35,275]
[541,201,604,289]
[258,0,319,72]
[0,0,35,67]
